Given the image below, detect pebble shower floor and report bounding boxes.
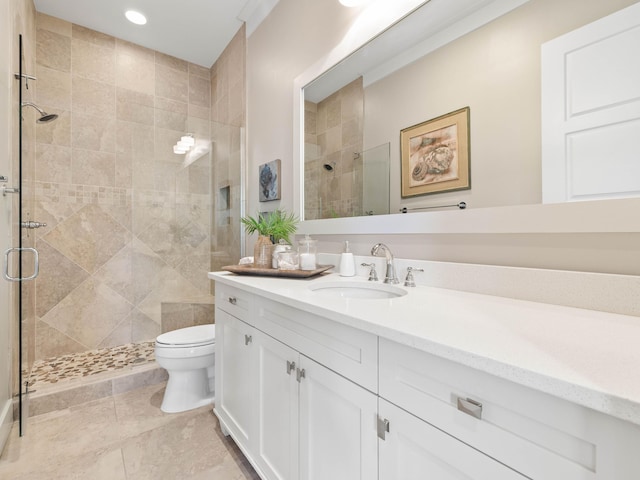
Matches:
[26,341,156,387]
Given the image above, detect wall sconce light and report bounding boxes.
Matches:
[173,134,195,155]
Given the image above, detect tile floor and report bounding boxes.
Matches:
[0,383,261,479]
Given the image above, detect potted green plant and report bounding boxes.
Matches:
[241,210,298,267]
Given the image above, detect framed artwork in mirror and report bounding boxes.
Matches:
[400,107,470,198]
[259,159,281,202]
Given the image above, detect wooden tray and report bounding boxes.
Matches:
[221,264,334,278]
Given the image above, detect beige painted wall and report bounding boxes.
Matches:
[366,0,639,212]
[247,0,640,275]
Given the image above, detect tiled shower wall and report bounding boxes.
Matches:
[27,13,244,361]
[304,77,363,219]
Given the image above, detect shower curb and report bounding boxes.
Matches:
[15,363,168,419]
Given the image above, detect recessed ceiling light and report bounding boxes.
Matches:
[125,10,147,25]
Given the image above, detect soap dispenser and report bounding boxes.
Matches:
[339,241,356,277]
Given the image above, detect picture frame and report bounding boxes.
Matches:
[400,107,470,198]
[258,159,281,202]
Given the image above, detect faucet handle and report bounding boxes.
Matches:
[361,263,378,282]
[404,267,424,287]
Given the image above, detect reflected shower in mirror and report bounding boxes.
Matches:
[298,0,639,221]
[305,140,390,219]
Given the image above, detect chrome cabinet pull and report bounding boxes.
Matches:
[228,296,237,305]
[377,417,390,440]
[244,334,252,346]
[3,247,39,281]
[296,368,305,382]
[286,360,296,375]
[457,397,483,420]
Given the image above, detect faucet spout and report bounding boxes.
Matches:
[371,243,399,284]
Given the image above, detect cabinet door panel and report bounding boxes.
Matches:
[256,330,299,480]
[379,399,526,480]
[299,356,377,480]
[215,309,255,449]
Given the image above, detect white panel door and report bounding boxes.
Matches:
[214,310,256,450]
[542,2,640,203]
[379,399,526,480]
[298,356,377,480]
[255,330,299,480]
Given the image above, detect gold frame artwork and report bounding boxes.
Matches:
[400,107,470,198]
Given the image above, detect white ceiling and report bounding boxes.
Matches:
[33,0,275,67]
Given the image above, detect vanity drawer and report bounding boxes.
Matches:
[379,338,640,480]
[256,297,378,392]
[215,283,254,323]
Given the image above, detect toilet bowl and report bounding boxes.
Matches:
[155,324,216,413]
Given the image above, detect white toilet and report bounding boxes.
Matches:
[154,324,216,413]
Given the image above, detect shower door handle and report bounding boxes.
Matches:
[3,247,39,281]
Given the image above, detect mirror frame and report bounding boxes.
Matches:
[293,0,640,235]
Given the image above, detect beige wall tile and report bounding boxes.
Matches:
[36,29,71,72]
[131,309,162,342]
[116,52,155,95]
[72,76,115,117]
[44,204,131,274]
[72,38,115,84]
[72,112,116,153]
[35,239,90,318]
[72,148,116,187]
[35,319,86,361]
[99,316,133,347]
[116,88,154,125]
[35,144,72,184]
[36,12,71,36]
[155,52,188,72]
[160,303,194,332]
[154,127,184,163]
[42,277,133,349]
[116,39,154,63]
[189,74,210,107]
[36,65,71,110]
[116,152,132,188]
[189,62,211,78]
[187,116,209,137]
[155,64,188,103]
[71,24,115,49]
[188,103,210,121]
[155,104,187,131]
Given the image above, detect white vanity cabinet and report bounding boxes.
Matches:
[379,337,640,480]
[215,283,257,451]
[213,275,640,480]
[215,283,379,480]
[378,398,526,479]
[253,330,378,480]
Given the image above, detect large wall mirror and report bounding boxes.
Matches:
[293,0,640,235]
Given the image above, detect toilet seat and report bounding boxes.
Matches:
[156,324,215,348]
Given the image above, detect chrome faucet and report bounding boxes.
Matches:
[371,243,399,284]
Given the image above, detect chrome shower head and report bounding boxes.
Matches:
[21,102,58,123]
[323,162,336,172]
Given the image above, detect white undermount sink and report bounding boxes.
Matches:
[308,281,407,299]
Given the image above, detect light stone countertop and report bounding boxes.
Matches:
[209,270,640,427]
